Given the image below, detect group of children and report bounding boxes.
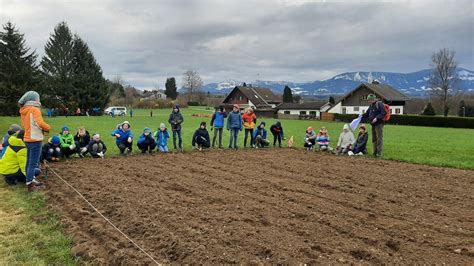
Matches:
[304,123,369,155]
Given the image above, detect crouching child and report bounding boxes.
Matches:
[192,122,210,151]
[316,126,331,151]
[74,126,90,158]
[336,124,355,155]
[137,127,157,153]
[253,122,270,148]
[41,136,62,162]
[112,121,133,155]
[88,134,107,158]
[60,126,76,158]
[304,127,317,151]
[349,124,369,156]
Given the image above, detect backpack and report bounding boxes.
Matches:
[383,103,391,122]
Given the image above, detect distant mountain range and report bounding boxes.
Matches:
[200,68,474,98]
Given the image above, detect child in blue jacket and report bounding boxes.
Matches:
[210,106,226,148]
[112,121,133,155]
[137,127,157,154]
[253,122,269,148]
[155,123,170,153]
[227,104,243,149]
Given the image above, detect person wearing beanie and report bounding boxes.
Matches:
[0,129,41,186]
[88,134,107,158]
[154,123,170,153]
[111,121,134,155]
[137,127,157,154]
[168,105,184,151]
[18,90,50,192]
[210,106,226,148]
[304,127,317,151]
[59,126,75,158]
[192,122,210,151]
[0,124,22,159]
[227,104,243,149]
[74,126,91,158]
[350,124,369,156]
[336,124,355,155]
[316,126,331,152]
[270,121,284,148]
[253,122,269,148]
[41,136,62,162]
[360,93,386,157]
[241,107,257,148]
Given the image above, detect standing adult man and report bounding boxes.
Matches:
[168,105,184,151]
[360,94,386,157]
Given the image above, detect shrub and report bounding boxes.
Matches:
[422,102,436,116]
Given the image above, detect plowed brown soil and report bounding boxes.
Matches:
[45,149,474,264]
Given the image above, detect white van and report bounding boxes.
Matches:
[104,106,127,116]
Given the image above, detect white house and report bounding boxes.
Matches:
[328,81,409,115]
[276,101,327,119]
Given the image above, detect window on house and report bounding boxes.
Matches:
[342,107,346,114]
[395,108,401,114]
[354,106,359,112]
[300,111,307,115]
[309,111,317,115]
[361,95,368,101]
[284,111,290,114]
[239,96,242,101]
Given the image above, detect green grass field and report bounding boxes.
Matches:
[1,106,473,169]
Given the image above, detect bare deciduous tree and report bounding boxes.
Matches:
[182,70,203,103]
[429,48,457,117]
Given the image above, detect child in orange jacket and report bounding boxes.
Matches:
[241,107,257,148]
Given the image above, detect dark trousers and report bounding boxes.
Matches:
[212,128,223,147]
[372,123,384,156]
[195,137,210,149]
[90,143,105,158]
[244,128,254,147]
[172,130,182,150]
[118,142,133,154]
[137,141,157,153]
[61,147,75,158]
[4,169,40,185]
[45,147,62,161]
[255,135,270,148]
[272,132,282,146]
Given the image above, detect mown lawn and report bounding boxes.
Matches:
[1,106,473,169]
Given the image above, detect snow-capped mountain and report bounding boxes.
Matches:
[201,68,474,97]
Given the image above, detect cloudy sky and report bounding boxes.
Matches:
[1,0,473,89]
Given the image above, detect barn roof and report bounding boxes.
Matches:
[223,86,281,107]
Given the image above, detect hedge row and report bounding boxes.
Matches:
[334,114,474,129]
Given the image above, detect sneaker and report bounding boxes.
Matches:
[357,152,364,156]
[32,178,43,186]
[27,183,42,193]
[348,151,354,156]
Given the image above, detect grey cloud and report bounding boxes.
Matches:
[0,0,472,89]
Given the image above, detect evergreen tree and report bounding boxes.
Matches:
[165,77,178,100]
[71,36,109,110]
[422,102,436,116]
[0,22,40,115]
[329,96,335,104]
[282,85,293,103]
[41,22,75,108]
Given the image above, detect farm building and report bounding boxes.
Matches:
[276,101,327,119]
[222,85,282,110]
[328,81,409,115]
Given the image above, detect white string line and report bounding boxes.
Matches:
[47,167,160,265]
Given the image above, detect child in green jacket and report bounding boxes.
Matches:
[59,126,75,158]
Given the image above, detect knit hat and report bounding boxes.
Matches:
[143,127,151,133]
[367,94,376,101]
[18,90,40,105]
[51,135,61,145]
[61,126,70,132]
[7,124,22,135]
[122,121,131,128]
[219,106,224,112]
[159,123,166,129]
[343,124,349,131]
[93,134,101,141]
[307,127,313,132]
